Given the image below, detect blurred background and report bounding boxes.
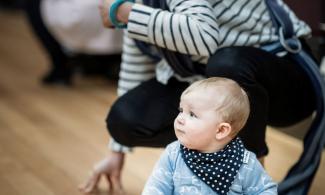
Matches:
[0,0,324,194]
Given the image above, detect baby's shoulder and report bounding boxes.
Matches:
[237,149,269,181]
[165,141,181,155]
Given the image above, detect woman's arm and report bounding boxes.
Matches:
[100,0,220,57]
[127,0,219,57]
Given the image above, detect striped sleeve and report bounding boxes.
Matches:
[127,0,220,57]
[117,33,156,96]
[108,138,133,153]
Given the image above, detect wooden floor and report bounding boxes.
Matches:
[0,10,324,195]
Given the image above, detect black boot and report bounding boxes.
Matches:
[41,66,72,86]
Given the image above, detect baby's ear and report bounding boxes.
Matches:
[215,122,232,140]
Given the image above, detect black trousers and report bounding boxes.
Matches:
[107,46,316,157]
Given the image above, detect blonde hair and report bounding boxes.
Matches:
[182,77,250,137]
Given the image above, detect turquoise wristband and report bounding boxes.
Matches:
[109,0,134,29]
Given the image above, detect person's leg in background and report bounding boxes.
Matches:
[24,0,72,85]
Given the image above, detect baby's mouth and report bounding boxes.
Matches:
[176,128,185,133]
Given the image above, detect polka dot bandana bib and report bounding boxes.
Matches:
[180,137,245,195]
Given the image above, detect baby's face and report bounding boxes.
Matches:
[174,88,222,152]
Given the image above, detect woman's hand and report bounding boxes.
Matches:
[99,0,114,28]
[78,151,125,194]
[98,0,133,28]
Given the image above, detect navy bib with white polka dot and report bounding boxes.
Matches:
[180,137,245,195]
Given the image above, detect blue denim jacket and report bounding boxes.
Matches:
[142,141,277,195]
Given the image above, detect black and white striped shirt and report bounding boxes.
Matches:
[119,0,310,95]
[111,0,311,151]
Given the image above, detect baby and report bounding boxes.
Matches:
[142,77,277,195]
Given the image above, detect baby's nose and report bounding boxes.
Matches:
[176,114,185,124]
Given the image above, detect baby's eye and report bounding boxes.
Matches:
[190,111,197,118]
[178,107,183,113]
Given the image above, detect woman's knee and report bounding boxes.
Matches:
[105,99,138,146]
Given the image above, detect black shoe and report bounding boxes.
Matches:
[41,68,72,86]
